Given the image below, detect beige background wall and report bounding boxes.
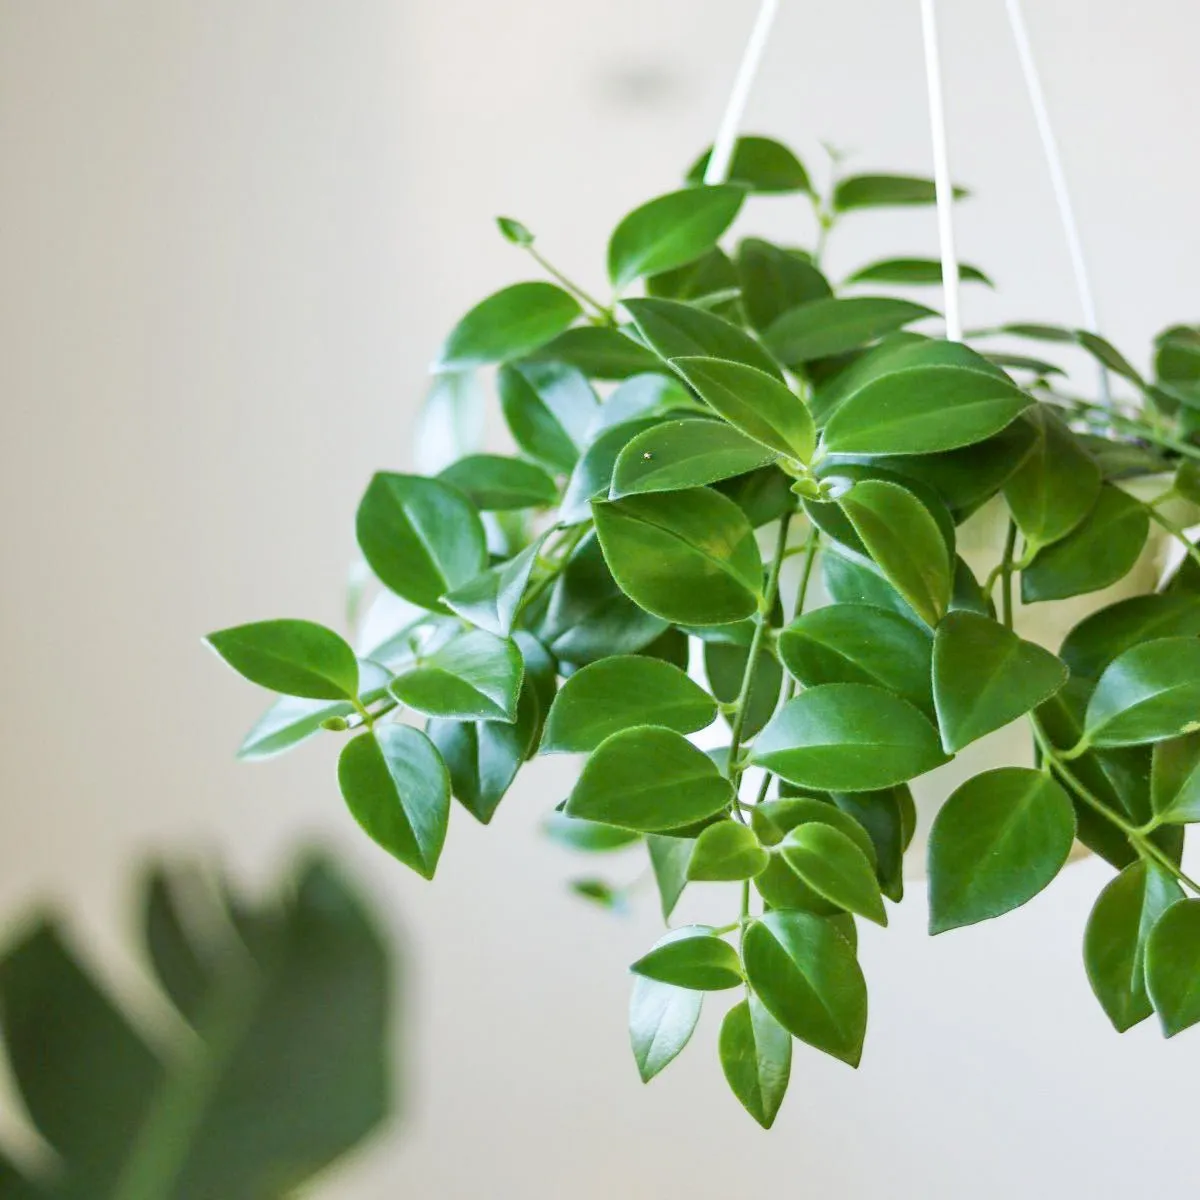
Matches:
[1,2,1198,1196]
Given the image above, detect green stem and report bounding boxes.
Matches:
[526,246,614,323]
[352,698,374,729]
[1147,505,1200,570]
[1049,391,1200,463]
[1000,519,1017,629]
[516,523,589,619]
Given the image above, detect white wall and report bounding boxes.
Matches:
[1,2,1198,1196]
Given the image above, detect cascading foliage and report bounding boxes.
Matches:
[208,135,1200,1127]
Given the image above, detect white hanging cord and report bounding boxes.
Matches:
[704,0,781,185]
[1003,0,1100,333]
[918,0,962,341]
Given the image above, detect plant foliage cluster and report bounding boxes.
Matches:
[208,136,1200,1126]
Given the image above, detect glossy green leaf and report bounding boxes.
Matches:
[781,824,887,926]
[1060,593,1200,681]
[624,296,784,380]
[737,238,832,332]
[846,258,991,287]
[629,976,702,1083]
[1145,899,1200,1036]
[1151,733,1200,824]
[1022,485,1149,603]
[822,365,1032,456]
[752,798,878,867]
[1084,637,1200,747]
[540,655,716,753]
[742,911,867,1066]
[610,418,776,496]
[646,247,739,308]
[927,768,1075,933]
[705,639,784,740]
[1085,861,1182,1031]
[750,684,948,792]
[496,215,533,246]
[932,612,1067,752]
[1077,331,1144,386]
[205,619,359,702]
[671,356,816,461]
[433,281,581,370]
[543,812,641,853]
[631,927,743,991]
[593,488,763,625]
[778,603,934,718]
[337,725,450,877]
[608,186,745,288]
[833,173,967,211]
[356,472,487,612]
[647,833,694,920]
[764,297,935,367]
[390,629,523,722]
[592,373,695,433]
[687,821,770,881]
[833,787,912,903]
[564,726,734,831]
[984,352,1066,379]
[529,324,664,380]
[719,996,792,1129]
[497,361,599,473]
[560,418,663,524]
[441,537,543,637]
[438,454,558,511]
[687,136,811,193]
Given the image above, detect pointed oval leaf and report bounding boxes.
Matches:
[560,417,664,524]
[781,824,887,926]
[1145,898,1200,1036]
[608,185,745,288]
[541,655,717,754]
[564,726,734,832]
[356,472,487,613]
[441,537,543,637]
[629,976,702,1083]
[433,281,581,371]
[822,364,1032,456]
[927,768,1075,933]
[592,488,763,625]
[1060,593,1200,681]
[671,356,816,461]
[1151,733,1200,824]
[742,911,867,1066]
[337,725,450,878]
[390,629,523,722]
[845,257,991,287]
[764,297,934,367]
[687,821,770,882]
[437,454,558,511]
[1085,861,1182,1032]
[838,480,952,627]
[647,833,694,920]
[497,361,599,473]
[833,173,967,211]
[719,996,792,1129]
[933,612,1067,753]
[750,683,948,792]
[687,136,811,193]
[705,639,784,740]
[737,238,832,332]
[610,418,776,497]
[205,619,359,701]
[529,324,665,380]
[543,812,641,853]
[753,797,879,867]
[1084,637,1200,747]
[631,927,743,991]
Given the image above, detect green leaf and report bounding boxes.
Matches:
[205,619,359,701]
[337,725,450,877]
[932,612,1067,752]
[742,911,867,1066]
[441,537,543,637]
[719,996,792,1129]
[687,136,811,193]
[781,824,887,926]
[1175,460,1200,506]
[1003,406,1102,550]
[927,768,1076,933]
[1022,485,1149,603]
[564,726,734,832]
[837,479,952,627]
[437,454,558,510]
[497,361,599,473]
[593,373,695,433]
[529,324,664,380]
[846,258,991,287]
[647,833,694,920]
[560,418,663,524]
[1077,330,1145,386]
[570,879,626,911]
[496,215,534,246]
[705,639,784,739]
[832,787,912,903]
[541,655,716,753]
[1085,861,1183,1031]
[764,297,935,367]
[593,488,763,625]
[646,246,739,307]
[433,281,581,370]
[822,364,1033,456]
[750,683,948,792]
[778,603,934,718]
[624,296,784,379]
[1060,593,1200,681]
[752,797,878,867]
[671,356,816,461]
[737,238,832,332]
[631,927,743,991]
[543,812,642,853]
[1146,899,1200,1036]
[390,628,522,722]
[833,173,967,211]
[1151,733,1200,824]
[984,352,1066,379]
[356,472,487,612]
[688,821,770,881]
[629,976,702,1083]
[608,185,745,288]
[1084,637,1200,747]
[610,417,776,497]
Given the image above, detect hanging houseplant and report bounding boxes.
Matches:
[205,112,1200,1128]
